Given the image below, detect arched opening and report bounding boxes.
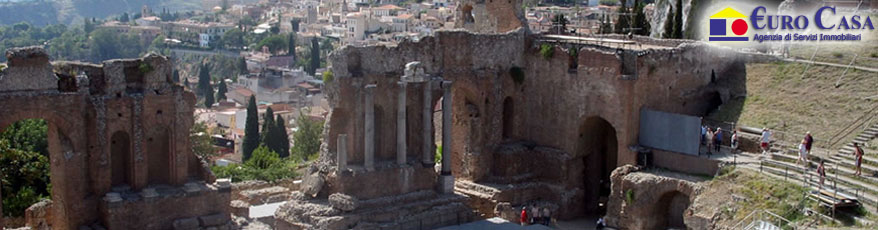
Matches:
[110,131,131,187]
[147,127,171,186]
[0,119,51,228]
[578,116,618,215]
[502,97,513,139]
[653,191,690,229]
[461,5,475,24]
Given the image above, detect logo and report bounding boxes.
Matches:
[709,7,749,41]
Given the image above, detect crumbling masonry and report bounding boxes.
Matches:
[279,21,747,230]
[0,47,230,230]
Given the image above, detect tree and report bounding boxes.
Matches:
[552,14,569,34]
[290,19,300,32]
[308,38,320,76]
[287,32,296,57]
[190,121,217,160]
[614,0,630,34]
[663,6,675,39]
[237,57,248,75]
[204,81,215,108]
[221,28,244,49]
[633,1,651,36]
[197,62,211,98]
[216,80,228,102]
[120,13,130,23]
[291,109,324,161]
[84,18,94,34]
[172,69,180,83]
[274,115,290,158]
[242,95,260,161]
[0,119,50,217]
[261,107,275,145]
[257,34,288,54]
[672,0,684,39]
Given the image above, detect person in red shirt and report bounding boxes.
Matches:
[520,207,528,226]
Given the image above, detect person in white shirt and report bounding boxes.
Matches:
[760,128,771,154]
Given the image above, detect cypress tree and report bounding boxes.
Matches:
[288,31,296,59]
[614,0,630,34]
[672,0,683,39]
[204,81,214,108]
[663,6,675,38]
[216,80,228,101]
[633,0,650,36]
[261,107,275,145]
[172,69,180,83]
[242,95,260,161]
[237,57,248,76]
[274,115,290,158]
[197,62,211,97]
[308,38,319,76]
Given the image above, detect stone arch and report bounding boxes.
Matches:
[0,110,77,229]
[652,191,690,229]
[502,97,513,139]
[110,131,132,187]
[578,116,618,214]
[147,126,171,185]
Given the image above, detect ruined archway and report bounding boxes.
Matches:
[653,191,690,230]
[461,5,475,24]
[147,126,171,186]
[579,116,618,215]
[110,131,131,187]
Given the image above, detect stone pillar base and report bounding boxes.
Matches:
[440,175,455,194]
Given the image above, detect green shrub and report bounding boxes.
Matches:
[322,70,333,83]
[539,44,554,59]
[138,62,153,74]
[435,145,442,163]
[212,145,299,182]
[625,189,635,204]
[509,67,524,84]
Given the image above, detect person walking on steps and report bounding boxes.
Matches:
[804,131,814,157]
[761,128,772,155]
[520,207,528,226]
[731,130,739,155]
[706,128,714,155]
[817,160,826,187]
[854,142,865,177]
[798,139,809,167]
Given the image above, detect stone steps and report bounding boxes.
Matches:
[758,157,878,206]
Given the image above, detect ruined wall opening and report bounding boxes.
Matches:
[110,131,131,187]
[578,116,618,215]
[147,126,171,186]
[461,5,475,24]
[702,91,723,116]
[375,105,390,161]
[433,97,443,163]
[0,118,60,228]
[653,191,690,229]
[502,97,513,139]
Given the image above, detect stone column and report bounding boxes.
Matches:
[422,80,434,166]
[397,81,407,165]
[439,80,454,194]
[364,84,376,171]
[337,134,347,173]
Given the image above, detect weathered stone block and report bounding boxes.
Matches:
[172,217,199,230]
[198,213,230,227]
[328,193,360,211]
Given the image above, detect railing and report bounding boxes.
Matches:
[824,104,878,151]
[731,209,792,230]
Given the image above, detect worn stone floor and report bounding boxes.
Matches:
[436,216,601,230]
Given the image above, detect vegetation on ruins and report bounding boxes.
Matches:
[211,145,299,182]
[322,70,333,83]
[243,95,260,161]
[539,44,554,59]
[0,119,50,217]
[291,109,324,162]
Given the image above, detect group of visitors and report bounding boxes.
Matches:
[519,204,552,226]
[701,126,728,155]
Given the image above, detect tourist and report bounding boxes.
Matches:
[797,139,808,167]
[730,130,739,154]
[542,207,550,226]
[761,128,772,154]
[596,217,605,230]
[520,207,528,226]
[714,127,723,153]
[706,128,714,155]
[531,205,540,225]
[854,143,865,177]
[701,125,707,146]
[804,131,814,156]
[817,160,826,186]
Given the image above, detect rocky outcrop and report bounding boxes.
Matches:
[606,165,709,230]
